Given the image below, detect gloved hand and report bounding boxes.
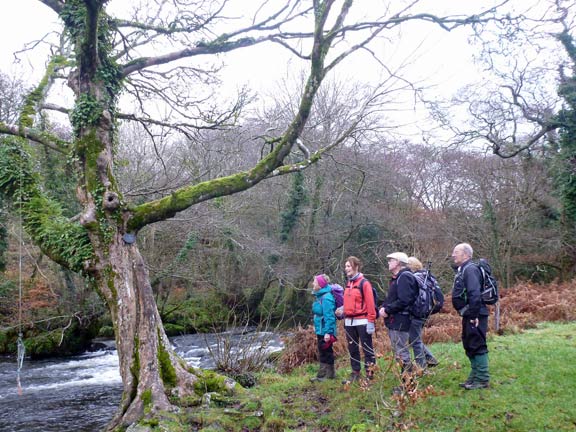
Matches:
[366,321,375,335]
[321,334,337,350]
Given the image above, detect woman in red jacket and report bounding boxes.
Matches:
[336,256,377,382]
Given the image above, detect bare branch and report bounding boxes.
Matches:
[121,35,274,76]
[112,14,221,35]
[0,123,69,154]
[501,83,551,126]
[42,100,242,138]
[269,36,311,59]
[39,0,64,14]
[487,123,556,158]
[118,2,312,76]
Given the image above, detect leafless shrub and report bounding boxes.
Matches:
[206,317,281,387]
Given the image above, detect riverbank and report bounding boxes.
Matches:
[172,321,576,431]
[0,329,284,432]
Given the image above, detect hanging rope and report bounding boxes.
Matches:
[16,333,25,396]
[16,148,25,396]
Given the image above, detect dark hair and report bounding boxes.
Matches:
[346,256,362,271]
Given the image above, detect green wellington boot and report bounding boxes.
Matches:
[464,354,490,390]
[459,356,477,387]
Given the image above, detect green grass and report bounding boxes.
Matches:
[158,322,576,431]
[401,322,576,431]
[245,321,576,431]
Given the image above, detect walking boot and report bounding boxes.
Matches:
[310,363,328,382]
[325,363,336,380]
[464,381,490,390]
[400,362,413,374]
[342,370,361,384]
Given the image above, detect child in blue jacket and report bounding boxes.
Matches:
[311,274,337,381]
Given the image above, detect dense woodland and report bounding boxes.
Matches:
[0,0,575,430]
[0,84,566,342]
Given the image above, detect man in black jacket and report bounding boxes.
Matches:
[451,243,490,390]
[379,252,418,373]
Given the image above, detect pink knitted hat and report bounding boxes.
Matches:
[315,275,328,288]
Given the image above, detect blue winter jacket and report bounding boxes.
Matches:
[312,286,337,337]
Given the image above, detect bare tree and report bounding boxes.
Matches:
[426,0,576,275]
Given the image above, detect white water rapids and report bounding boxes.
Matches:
[0,329,283,431]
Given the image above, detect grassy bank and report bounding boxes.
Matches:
[233,321,576,431]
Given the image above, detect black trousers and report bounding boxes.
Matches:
[317,335,334,365]
[461,315,488,358]
[344,324,374,372]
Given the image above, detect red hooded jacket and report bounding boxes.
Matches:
[343,274,376,323]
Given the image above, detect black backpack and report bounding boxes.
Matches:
[357,279,380,319]
[476,259,499,305]
[410,267,444,318]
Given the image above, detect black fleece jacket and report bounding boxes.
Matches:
[382,268,418,331]
[451,259,489,319]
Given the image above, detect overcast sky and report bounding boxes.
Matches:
[0,1,514,84]
[1,0,551,139]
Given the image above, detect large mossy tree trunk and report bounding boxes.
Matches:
[103,238,210,427]
[50,3,205,428]
[61,1,325,428]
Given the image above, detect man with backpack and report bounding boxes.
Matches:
[379,252,418,374]
[407,256,441,370]
[451,243,490,390]
[337,256,377,382]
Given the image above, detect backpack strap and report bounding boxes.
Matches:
[356,278,381,319]
[457,261,485,313]
[397,270,418,284]
[394,271,415,315]
[318,288,333,304]
[460,262,483,293]
[358,278,366,305]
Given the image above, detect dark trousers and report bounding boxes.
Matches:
[344,324,374,372]
[316,335,334,365]
[461,315,488,358]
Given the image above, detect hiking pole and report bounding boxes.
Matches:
[423,261,432,320]
[495,301,501,333]
[424,261,432,285]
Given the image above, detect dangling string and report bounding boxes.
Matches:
[16,148,25,396]
[17,333,25,396]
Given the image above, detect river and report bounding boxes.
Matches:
[0,329,284,431]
